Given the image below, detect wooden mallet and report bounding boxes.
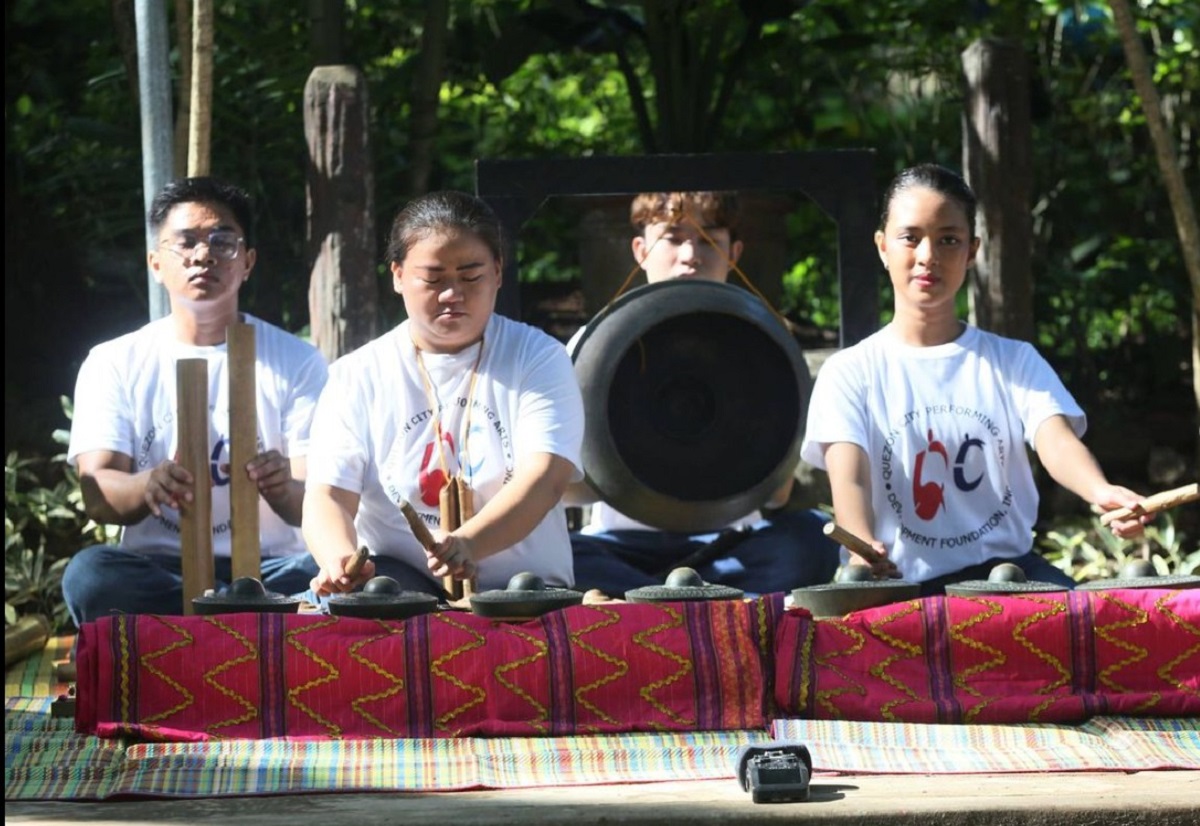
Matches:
[344,546,370,580]
[1099,482,1199,527]
[822,522,889,568]
[399,498,476,599]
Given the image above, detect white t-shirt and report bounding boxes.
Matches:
[307,314,584,590]
[800,324,1084,582]
[565,325,761,535]
[68,313,328,558]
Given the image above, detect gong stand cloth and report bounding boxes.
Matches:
[74,597,780,741]
[73,588,1198,742]
[776,587,1200,724]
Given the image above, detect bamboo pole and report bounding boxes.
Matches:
[4,615,51,668]
[228,322,260,581]
[178,358,214,613]
[438,483,462,600]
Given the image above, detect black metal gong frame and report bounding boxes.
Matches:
[474,150,879,347]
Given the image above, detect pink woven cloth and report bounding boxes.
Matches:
[775,588,1200,724]
[75,599,780,741]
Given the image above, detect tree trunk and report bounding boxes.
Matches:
[1109,0,1200,474]
[304,66,379,363]
[309,0,344,65]
[406,0,450,196]
[173,0,192,179]
[187,0,213,177]
[961,38,1034,342]
[110,0,140,107]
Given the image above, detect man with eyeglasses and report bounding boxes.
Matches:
[61,177,328,625]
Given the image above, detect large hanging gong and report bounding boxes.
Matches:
[572,280,811,532]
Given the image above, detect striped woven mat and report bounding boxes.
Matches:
[5,697,766,801]
[4,635,72,699]
[771,716,1200,773]
[6,637,1199,801]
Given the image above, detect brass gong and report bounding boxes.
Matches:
[572,280,810,532]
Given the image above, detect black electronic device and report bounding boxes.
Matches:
[736,741,812,804]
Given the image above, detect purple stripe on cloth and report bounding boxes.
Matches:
[1067,590,1105,717]
[783,612,817,718]
[259,613,287,738]
[117,614,136,727]
[406,612,434,737]
[924,596,961,723]
[753,594,784,719]
[543,609,576,735]
[684,601,718,730]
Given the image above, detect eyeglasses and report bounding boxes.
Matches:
[160,230,244,262]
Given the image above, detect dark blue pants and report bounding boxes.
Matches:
[918,551,1077,596]
[570,509,841,599]
[61,545,322,627]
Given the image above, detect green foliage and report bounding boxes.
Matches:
[1026,1,1196,418]
[5,0,1195,463]
[780,255,837,327]
[4,398,114,631]
[1038,513,1200,582]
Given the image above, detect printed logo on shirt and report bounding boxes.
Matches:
[385,398,517,515]
[418,431,456,506]
[212,437,231,486]
[879,405,1014,549]
[912,429,949,519]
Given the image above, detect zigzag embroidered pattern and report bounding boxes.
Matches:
[72,590,1199,741]
[774,588,1199,724]
[78,601,768,741]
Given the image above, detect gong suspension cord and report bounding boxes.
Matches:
[604,205,793,333]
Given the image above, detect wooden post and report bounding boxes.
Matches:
[177,358,214,613]
[961,38,1034,342]
[304,65,379,364]
[227,322,260,581]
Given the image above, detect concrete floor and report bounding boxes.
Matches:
[6,770,1199,825]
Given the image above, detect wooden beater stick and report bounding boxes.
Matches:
[178,358,214,614]
[402,497,475,599]
[400,499,438,552]
[344,546,370,580]
[1099,482,1199,527]
[822,521,888,567]
[228,322,260,581]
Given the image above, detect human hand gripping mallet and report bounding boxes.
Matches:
[398,499,477,597]
[343,546,370,580]
[1099,482,1199,527]
[822,522,900,579]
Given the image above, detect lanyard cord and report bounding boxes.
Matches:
[414,338,485,486]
